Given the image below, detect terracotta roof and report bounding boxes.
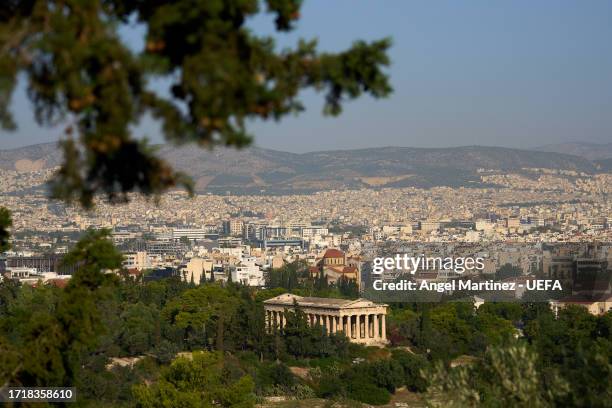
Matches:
[324,265,358,274]
[322,248,344,258]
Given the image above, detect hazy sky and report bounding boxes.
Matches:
[1,0,611,151]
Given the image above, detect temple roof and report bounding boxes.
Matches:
[263,293,386,309]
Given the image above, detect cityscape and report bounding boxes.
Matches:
[1,1,611,406]
[1,145,611,406]
[1,156,610,309]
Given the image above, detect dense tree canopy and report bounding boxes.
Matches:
[0,229,122,387]
[133,351,256,408]
[0,0,392,207]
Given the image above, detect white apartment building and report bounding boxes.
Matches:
[302,226,329,239]
[173,228,213,241]
[230,256,264,286]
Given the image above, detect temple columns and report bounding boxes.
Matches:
[264,309,387,343]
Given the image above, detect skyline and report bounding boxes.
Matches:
[2,0,612,151]
[0,138,611,154]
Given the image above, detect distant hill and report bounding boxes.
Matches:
[594,158,612,172]
[534,142,612,160]
[0,143,64,172]
[0,142,601,194]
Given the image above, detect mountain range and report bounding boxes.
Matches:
[0,142,608,194]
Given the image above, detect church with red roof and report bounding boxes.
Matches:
[310,248,361,287]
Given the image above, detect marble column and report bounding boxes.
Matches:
[346,315,352,338]
[381,314,386,340]
[373,314,379,339]
[363,314,367,338]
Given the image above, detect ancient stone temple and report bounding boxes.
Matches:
[263,293,388,346]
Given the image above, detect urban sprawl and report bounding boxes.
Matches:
[1,167,611,318]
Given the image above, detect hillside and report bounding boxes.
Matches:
[534,142,612,160]
[0,143,600,194]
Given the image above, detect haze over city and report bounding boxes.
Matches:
[1,0,612,151]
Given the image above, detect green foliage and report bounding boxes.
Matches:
[61,229,124,289]
[163,284,239,350]
[347,380,391,405]
[0,207,11,252]
[118,302,159,355]
[363,359,404,393]
[266,260,306,290]
[281,306,349,359]
[77,356,161,405]
[0,0,391,207]
[391,349,430,392]
[337,275,359,298]
[132,351,255,408]
[315,359,396,405]
[255,361,303,396]
[476,302,523,323]
[389,301,519,359]
[425,343,569,408]
[472,309,516,346]
[524,306,612,406]
[0,229,122,387]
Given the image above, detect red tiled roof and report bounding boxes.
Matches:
[322,248,344,258]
